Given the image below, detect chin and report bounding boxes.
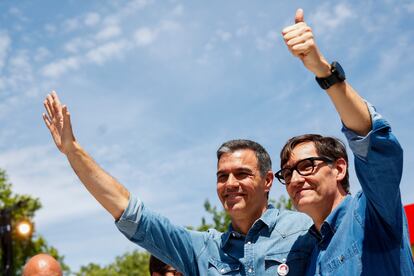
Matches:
[225,201,246,213]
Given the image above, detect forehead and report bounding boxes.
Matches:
[287,142,318,165]
[217,149,258,169]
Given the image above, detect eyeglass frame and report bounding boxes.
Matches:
[275,156,334,185]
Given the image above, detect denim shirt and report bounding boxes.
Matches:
[116,199,316,275]
[305,103,414,276]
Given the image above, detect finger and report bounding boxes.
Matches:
[283,25,312,43]
[295,8,304,24]
[42,113,52,129]
[286,31,314,47]
[46,94,56,116]
[49,91,62,116]
[51,91,62,107]
[291,40,314,55]
[62,105,75,140]
[282,22,306,35]
[44,100,53,119]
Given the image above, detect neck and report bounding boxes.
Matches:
[309,193,347,232]
[230,204,268,235]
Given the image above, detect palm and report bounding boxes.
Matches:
[43,92,75,154]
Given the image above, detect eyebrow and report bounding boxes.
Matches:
[216,167,254,176]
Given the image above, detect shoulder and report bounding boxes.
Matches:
[276,209,313,231]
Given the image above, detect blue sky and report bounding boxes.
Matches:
[0,0,413,271]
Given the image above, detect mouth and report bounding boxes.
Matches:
[293,188,312,201]
[224,193,246,200]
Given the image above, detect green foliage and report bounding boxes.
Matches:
[270,195,294,211]
[76,250,150,276]
[0,169,68,274]
[194,199,232,232]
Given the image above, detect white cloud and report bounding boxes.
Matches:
[216,29,232,42]
[171,4,184,16]
[63,18,81,32]
[42,56,81,78]
[311,3,354,33]
[44,24,57,34]
[84,12,101,26]
[134,27,158,46]
[7,51,34,90]
[0,32,11,71]
[86,40,129,65]
[405,3,414,13]
[159,20,181,32]
[0,145,102,225]
[256,30,278,51]
[34,47,51,62]
[64,38,95,54]
[8,7,28,21]
[236,25,250,37]
[95,25,122,41]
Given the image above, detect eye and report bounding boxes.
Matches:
[217,173,228,182]
[281,168,292,181]
[297,159,314,173]
[235,172,250,179]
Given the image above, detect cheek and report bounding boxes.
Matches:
[216,183,224,196]
[285,185,294,197]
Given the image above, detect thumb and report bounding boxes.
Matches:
[62,105,76,141]
[295,8,304,23]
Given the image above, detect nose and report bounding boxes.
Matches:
[226,174,239,188]
[289,169,304,186]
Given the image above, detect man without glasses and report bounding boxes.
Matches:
[278,8,414,275]
[43,93,316,275]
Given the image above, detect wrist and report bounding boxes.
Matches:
[313,59,331,78]
[64,141,82,156]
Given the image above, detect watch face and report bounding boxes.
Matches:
[332,61,346,80]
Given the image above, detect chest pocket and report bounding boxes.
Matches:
[264,251,309,275]
[321,242,360,274]
[208,258,241,275]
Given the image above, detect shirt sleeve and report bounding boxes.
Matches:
[115,195,201,276]
[342,102,403,232]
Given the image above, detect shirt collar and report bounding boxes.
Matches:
[221,204,278,248]
[309,195,352,240]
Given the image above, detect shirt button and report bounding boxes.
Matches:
[248,268,253,273]
[220,268,225,273]
[247,241,251,245]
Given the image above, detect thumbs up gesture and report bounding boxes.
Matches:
[282,9,331,78]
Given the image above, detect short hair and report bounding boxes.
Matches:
[149,255,172,274]
[279,134,350,193]
[217,139,272,178]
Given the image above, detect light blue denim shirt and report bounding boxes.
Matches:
[116,199,315,275]
[305,103,414,275]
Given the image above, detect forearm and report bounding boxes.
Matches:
[325,81,371,136]
[66,142,130,220]
[313,61,371,136]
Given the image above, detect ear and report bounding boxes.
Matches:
[264,171,274,192]
[334,158,347,183]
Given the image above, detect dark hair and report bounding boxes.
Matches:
[149,255,173,274]
[279,134,350,193]
[217,139,272,178]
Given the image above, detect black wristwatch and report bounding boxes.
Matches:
[315,61,346,90]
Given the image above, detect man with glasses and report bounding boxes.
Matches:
[277,8,414,275]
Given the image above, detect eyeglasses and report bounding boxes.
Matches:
[275,156,334,185]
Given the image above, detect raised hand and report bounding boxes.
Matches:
[42,91,76,155]
[282,9,330,77]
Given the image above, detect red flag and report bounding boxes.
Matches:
[404,204,414,245]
